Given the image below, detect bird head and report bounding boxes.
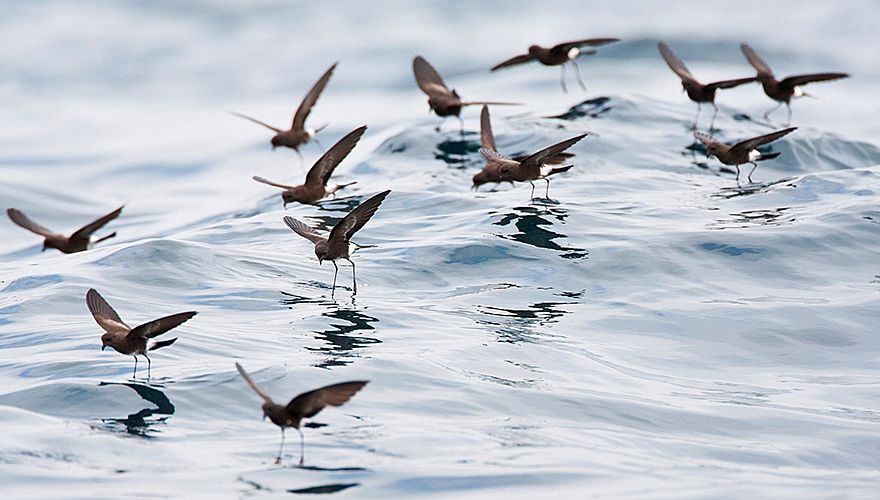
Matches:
[315,243,329,265]
[528,45,541,55]
[100,333,112,351]
[281,192,296,206]
[270,136,281,150]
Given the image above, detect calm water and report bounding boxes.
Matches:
[2,1,880,497]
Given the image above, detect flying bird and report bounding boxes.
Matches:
[740,43,849,125]
[658,41,756,130]
[472,105,573,190]
[86,288,197,379]
[413,56,519,131]
[229,62,337,156]
[253,125,365,206]
[490,38,619,93]
[696,127,797,182]
[283,190,390,296]
[481,133,588,199]
[6,206,123,253]
[235,362,367,465]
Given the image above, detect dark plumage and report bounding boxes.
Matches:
[230,62,337,154]
[696,127,797,182]
[7,206,123,253]
[283,190,390,296]
[658,41,756,130]
[490,38,619,93]
[740,44,849,125]
[480,133,588,199]
[253,126,365,206]
[87,289,197,379]
[235,363,367,465]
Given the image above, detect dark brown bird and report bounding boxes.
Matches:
[481,134,587,199]
[230,62,337,156]
[235,362,367,465]
[658,41,756,130]
[472,105,573,190]
[253,126,365,206]
[413,56,519,131]
[7,206,123,253]
[740,43,849,125]
[696,127,796,182]
[87,289,197,379]
[283,190,390,296]
[490,38,619,93]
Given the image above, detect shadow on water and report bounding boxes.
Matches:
[434,131,480,169]
[491,205,588,259]
[308,308,381,369]
[95,381,174,437]
[476,290,584,344]
[712,178,794,200]
[707,206,797,230]
[288,483,360,494]
[545,96,613,120]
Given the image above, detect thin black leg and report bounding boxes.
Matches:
[785,103,792,127]
[747,162,758,183]
[560,65,568,94]
[571,60,587,91]
[544,178,551,198]
[692,103,702,130]
[345,258,357,295]
[132,356,138,379]
[734,164,741,182]
[297,428,305,466]
[709,103,719,131]
[331,261,339,296]
[528,180,536,199]
[145,354,151,380]
[763,102,782,121]
[276,429,286,464]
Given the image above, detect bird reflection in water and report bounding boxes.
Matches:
[545,97,613,120]
[492,205,588,259]
[279,293,381,368]
[435,132,480,169]
[96,381,174,437]
[477,290,583,344]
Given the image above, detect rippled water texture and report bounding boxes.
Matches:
[2,1,880,497]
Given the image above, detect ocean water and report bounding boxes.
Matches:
[2,1,880,497]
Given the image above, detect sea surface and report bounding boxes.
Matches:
[2,1,879,498]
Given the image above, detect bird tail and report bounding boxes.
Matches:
[351,242,377,253]
[548,165,574,176]
[150,337,178,351]
[757,152,781,161]
[92,232,117,244]
[330,181,357,194]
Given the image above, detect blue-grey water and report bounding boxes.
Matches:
[2,1,880,497]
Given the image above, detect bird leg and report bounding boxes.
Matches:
[331,261,339,297]
[784,103,792,127]
[276,428,286,465]
[528,180,536,200]
[457,116,464,135]
[709,103,719,132]
[692,103,702,130]
[571,60,587,92]
[132,356,138,379]
[763,102,782,121]
[559,65,568,94]
[734,164,741,182]
[145,354,151,380]
[747,162,759,183]
[297,428,305,466]
[544,178,551,199]
[345,258,358,295]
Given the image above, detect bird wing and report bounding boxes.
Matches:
[413,56,451,97]
[70,205,124,242]
[520,133,588,169]
[778,72,849,90]
[740,43,775,78]
[86,288,130,332]
[253,176,295,189]
[328,190,390,244]
[292,62,337,131]
[6,208,60,237]
[489,53,534,71]
[480,105,496,151]
[731,127,797,154]
[285,381,368,418]
[283,216,325,244]
[657,42,697,83]
[705,76,757,90]
[228,111,283,133]
[551,37,620,55]
[305,125,366,187]
[235,363,274,405]
[128,311,197,340]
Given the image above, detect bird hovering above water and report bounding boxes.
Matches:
[490,38,619,93]
[253,125,365,206]
[229,62,337,157]
[6,205,123,253]
[235,362,367,465]
[283,190,390,296]
[413,56,519,131]
[472,105,574,190]
[696,127,797,182]
[481,133,588,199]
[740,43,849,125]
[657,41,756,130]
[86,288,197,379]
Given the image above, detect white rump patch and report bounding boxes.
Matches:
[748,149,761,162]
[567,47,580,60]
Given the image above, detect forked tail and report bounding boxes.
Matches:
[150,337,178,351]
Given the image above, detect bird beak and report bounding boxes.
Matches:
[705,152,710,159]
[41,244,47,252]
[318,258,323,265]
[101,345,106,351]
